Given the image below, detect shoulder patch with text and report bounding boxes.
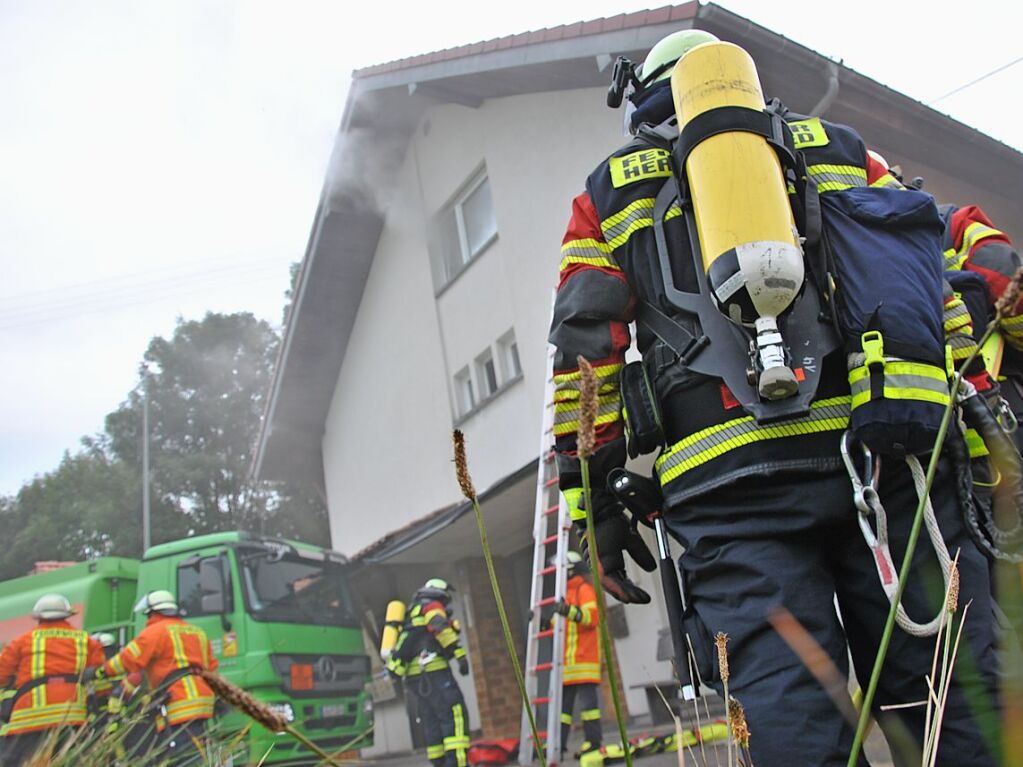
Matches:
[609,148,671,188]
[787,117,830,149]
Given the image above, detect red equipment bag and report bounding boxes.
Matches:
[468,738,519,766]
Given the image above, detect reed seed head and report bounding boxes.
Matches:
[576,356,597,459]
[947,561,960,614]
[715,631,730,683]
[452,429,476,500]
[727,696,751,749]
[200,669,288,733]
[995,266,1023,318]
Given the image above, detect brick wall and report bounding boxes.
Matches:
[460,555,629,741]
[460,555,526,738]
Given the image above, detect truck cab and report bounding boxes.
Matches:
[138,532,372,764]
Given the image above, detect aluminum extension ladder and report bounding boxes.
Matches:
[519,337,572,766]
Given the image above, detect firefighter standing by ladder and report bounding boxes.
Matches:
[552,550,603,762]
[387,578,470,767]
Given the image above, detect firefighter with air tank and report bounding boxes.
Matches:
[551,28,1004,764]
[383,578,470,767]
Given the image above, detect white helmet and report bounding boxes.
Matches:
[32,594,74,621]
[91,632,116,648]
[639,29,720,86]
[133,589,179,616]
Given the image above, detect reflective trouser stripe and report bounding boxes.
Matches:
[445,702,469,767]
[427,744,445,759]
[561,712,574,725]
[581,708,601,721]
[655,397,851,485]
[849,363,950,409]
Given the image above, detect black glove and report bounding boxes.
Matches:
[457,655,470,676]
[83,666,106,683]
[579,511,657,604]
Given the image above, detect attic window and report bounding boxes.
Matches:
[430,170,498,291]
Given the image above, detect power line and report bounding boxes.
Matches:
[928,54,1023,105]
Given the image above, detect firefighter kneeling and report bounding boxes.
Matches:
[85,590,218,765]
[386,578,470,767]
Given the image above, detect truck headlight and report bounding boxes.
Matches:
[363,696,373,717]
[266,702,295,723]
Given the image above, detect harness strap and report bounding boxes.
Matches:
[1,674,80,722]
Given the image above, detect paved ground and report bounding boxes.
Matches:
[357,721,895,766]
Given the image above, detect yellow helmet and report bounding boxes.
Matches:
[639,29,720,85]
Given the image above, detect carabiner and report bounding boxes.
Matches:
[840,430,876,515]
[997,397,1019,434]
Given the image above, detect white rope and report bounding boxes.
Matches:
[858,454,951,638]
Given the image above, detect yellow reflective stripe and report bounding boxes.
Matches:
[8,701,88,726]
[167,626,200,700]
[447,703,468,766]
[553,394,621,436]
[949,334,979,362]
[566,620,578,667]
[943,298,972,334]
[807,163,866,192]
[554,362,623,388]
[962,221,1004,254]
[427,745,446,759]
[944,247,967,271]
[849,361,950,409]
[561,712,574,725]
[579,601,597,626]
[581,708,601,721]
[434,627,458,649]
[869,173,905,189]
[655,397,851,484]
[964,428,990,458]
[560,238,620,271]
[31,631,46,708]
[564,664,601,682]
[165,696,215,723]
[125,640,142,659]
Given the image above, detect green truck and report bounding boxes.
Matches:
[0,532,373,765]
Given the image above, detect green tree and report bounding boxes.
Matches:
[105,311,328,544]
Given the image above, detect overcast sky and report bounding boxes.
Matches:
[1,0,1021,495]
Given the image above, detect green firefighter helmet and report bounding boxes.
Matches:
[32,594,75,621]
[639,29,720,85]
[133,589,179,616]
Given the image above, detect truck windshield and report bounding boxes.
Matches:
[239,550,358,627]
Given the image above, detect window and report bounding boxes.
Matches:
[430,171,498,290]
[453,331,524,420]
[177,555,231,616]
[497,330,521,380]
[475,348,498,399]
[454,366,475,416]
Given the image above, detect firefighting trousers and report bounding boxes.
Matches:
[0,728,51,766]
[560,682,602,752]
[159,718,211,767]
[665,458,1001,767]
[411,669,469,767]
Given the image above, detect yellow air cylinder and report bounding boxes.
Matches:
[671,41,803,400]
[379,600,406,660]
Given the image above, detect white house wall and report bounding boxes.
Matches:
[323,83,673,721]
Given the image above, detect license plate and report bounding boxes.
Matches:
[320,703,347,718]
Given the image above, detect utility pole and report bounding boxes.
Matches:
[141,375,151,553]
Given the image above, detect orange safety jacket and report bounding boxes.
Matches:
[563,575,600,685]
[101,614,218,727]
[0,620,105,735]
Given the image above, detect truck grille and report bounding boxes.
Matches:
[270,654,369,699]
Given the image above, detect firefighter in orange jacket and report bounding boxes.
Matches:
[0,593,106,766]
[86,590,218,764]
[552,551,602,759]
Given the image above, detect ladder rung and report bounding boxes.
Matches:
[534,662,553,672]
[533,697,550,705]
[544,477,559,488]
[538,565,556,577]
[536,629,554,639]
[536,596,557,608]
[542,505,559,516]
[544,450,556,463]
[528,730,549,741]
[542,533,558,545]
